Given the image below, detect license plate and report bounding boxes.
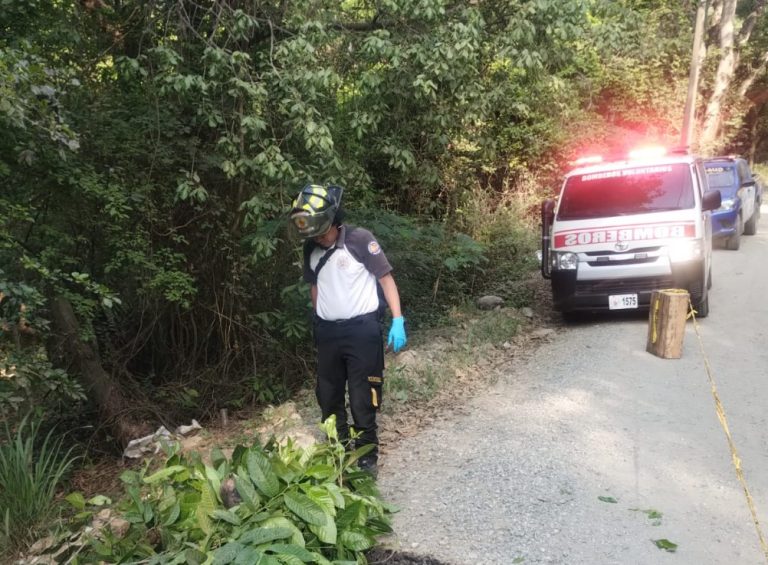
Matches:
[608,293,638,310]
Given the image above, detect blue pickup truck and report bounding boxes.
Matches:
[704,156,762,250]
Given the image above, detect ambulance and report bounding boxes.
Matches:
[540,147,721,318]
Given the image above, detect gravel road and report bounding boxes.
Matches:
[376,208,768,565]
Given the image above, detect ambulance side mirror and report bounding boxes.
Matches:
[702,190,721,212]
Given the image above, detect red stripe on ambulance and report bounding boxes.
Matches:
[554,223,695,247]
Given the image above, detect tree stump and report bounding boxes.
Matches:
[646,289,690,359]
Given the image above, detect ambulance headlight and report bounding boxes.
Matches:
[554,251,578,270]
[719,197,737,211]
[668,240,703,263]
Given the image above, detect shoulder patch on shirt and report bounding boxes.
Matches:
[367,240,381,255]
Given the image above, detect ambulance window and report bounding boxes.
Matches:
[558,164,695,220]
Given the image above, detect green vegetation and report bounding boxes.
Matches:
[1,0,767,556]
[630,507,664,526]
[52,417,389,563]
[653,538,678,553]
[0,413,79,556]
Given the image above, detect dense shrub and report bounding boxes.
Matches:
[52,417,391,564]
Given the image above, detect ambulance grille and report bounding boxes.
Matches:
[583,246,661,256]
[585,256,658,267]
[574,277,673,296]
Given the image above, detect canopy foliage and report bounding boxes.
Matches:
[1,0,766,440]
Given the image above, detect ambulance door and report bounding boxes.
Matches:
[695,161,713,280]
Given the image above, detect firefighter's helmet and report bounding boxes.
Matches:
[289,184,344,239]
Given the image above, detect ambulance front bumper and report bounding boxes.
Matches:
[551,260,705,312]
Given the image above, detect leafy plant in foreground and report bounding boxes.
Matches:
[60,416,392,564]
[0,413,79,555]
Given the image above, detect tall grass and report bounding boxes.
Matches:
[0,414,79,555]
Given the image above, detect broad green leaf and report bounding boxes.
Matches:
[238,527,293,546]
[206,465,223,500]
[336,501,364,529]
[212,541,244,565]
[306,486,335,516]
[303,464,334,480]
[87,495,112,506]
[274,555,303,565]
[598,496,618,504]
[179,491,202,520]
[365,516,392,534]
[261,517,305,547]
[235,473,261,511]
[163,501,181,526]
[212,509,242,525]
[339,530,374,551]
[264,543,315,562]
[653,538,678,552]
[308,513,337,545]
[143,465,187,484]
[324,483,345,509]
[247,449,280,498]
[234,547,265,565]
[185,548,207,564]
[308,553,333,565]
[283,490,327,526]
[65,492,86,511]
[196,482,216,534]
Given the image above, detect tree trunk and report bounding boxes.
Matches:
[646,289,690,359]
[48,296,151,448]
[700,0,738,148]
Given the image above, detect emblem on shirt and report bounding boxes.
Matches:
[367,241,381,255]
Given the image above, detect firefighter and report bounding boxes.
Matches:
[289,183,407,477]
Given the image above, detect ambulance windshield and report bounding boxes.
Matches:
[558,164,695,220]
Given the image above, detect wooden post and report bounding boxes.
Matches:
[646,289,690,359]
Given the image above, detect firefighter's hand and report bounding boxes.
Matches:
[387,317,407,352]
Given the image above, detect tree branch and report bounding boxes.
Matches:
[738,0,767,47]
[739,50,768,98]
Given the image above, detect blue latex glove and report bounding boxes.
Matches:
[387,316,407,352]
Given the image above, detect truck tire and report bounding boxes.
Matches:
[690,276,709,318]
[694,290,709,318]
[744,204,759,235]
[726,213,742,250]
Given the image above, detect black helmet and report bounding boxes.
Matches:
[289,184,344,238]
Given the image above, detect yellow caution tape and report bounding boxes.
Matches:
[689,301,768,562]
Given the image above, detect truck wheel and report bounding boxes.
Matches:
[726,214,742,250]
[744,205,759,235]
[694,291,709,318]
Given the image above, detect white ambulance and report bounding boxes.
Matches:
[540,147,721,318]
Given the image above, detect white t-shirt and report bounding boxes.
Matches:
[303,225,392,321]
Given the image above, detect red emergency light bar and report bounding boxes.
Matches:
[628,145,667,160]
[572,155,603,165]
[573,145,681,167]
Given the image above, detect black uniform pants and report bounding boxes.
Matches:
[314,311,384,458]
